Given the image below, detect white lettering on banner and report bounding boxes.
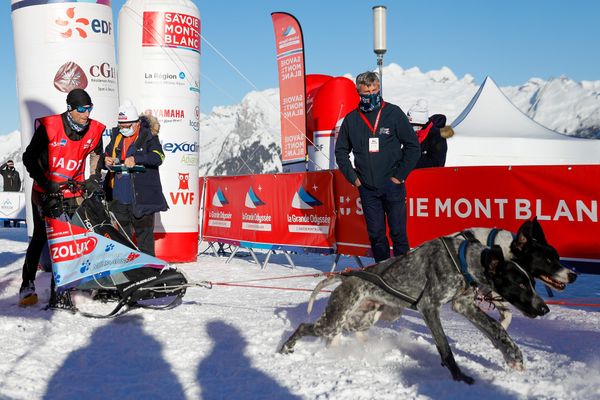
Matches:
[287,214,332,224]
[208,220,231,228]
[209,211,232,220]
[409,197,597,223]
[51,158,83,171]
[242,222,272,232]
[288,225,329,234]
[242,213,272,223]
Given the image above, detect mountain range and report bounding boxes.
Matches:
[2,63,599,186]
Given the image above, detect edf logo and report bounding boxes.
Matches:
[55,7,112,39]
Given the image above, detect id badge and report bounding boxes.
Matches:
[369,137,379,153]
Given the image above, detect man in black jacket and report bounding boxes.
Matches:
[335,71,420,262]
[0,160,21,192]
[1,160,21,227]
[19,88,105,307]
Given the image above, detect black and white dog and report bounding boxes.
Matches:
[459,218,577,328]
[279,237,549,384]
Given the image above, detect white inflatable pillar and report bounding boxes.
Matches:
[11,0,118,235]
[118,0,200,262]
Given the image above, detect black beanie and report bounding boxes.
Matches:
[66,89,92,108]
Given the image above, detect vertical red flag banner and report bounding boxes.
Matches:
[271,12,307,172]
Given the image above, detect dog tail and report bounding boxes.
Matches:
[307,275,342,314]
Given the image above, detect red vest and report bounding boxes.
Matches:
[33,114,105,198]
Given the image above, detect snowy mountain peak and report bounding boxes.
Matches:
[3,65,600,177]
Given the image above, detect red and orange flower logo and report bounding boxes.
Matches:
[55,7,90,39]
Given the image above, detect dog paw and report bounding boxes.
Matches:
[278,345,294,355]
[452,372,475,385]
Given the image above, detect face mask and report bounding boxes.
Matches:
[120,127,135,137]
[358,91,382,113]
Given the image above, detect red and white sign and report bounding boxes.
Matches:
[142,11,200,52]
[50,236,98,263]
[203,172,335,250]
[333,166,600,262]
[271,12,307,170]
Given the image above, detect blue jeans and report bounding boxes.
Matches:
[358,180,408,262]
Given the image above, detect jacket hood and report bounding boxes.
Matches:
[440,126,454,139]
[139,114,160,136]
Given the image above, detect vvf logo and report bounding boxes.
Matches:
[212,187,229,208]
[169,172,194,205]
[292,186,322,210]
[244,186,265,209]
[54,7,112,39]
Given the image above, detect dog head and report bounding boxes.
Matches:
[484,246,550,318]
[510,218,577,290]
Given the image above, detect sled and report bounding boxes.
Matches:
[43,180,194,318]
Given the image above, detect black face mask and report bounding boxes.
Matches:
[358,91,382,113]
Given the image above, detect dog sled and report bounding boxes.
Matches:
[43,180,201,318]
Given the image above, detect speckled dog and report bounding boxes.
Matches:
[279,237,549,385]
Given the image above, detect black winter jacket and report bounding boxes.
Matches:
[335,102,421,189]
[415,114,454,169]
[0,164,21,191]
[103,115,168,218]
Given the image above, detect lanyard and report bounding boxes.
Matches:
[359,102,385,135]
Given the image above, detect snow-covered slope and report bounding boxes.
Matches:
[3,64,600,176]
[1,229,600,399]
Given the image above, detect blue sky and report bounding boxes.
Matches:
[2,0,598,134]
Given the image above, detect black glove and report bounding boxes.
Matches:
[44,180,62,195]
[84,174,102,195]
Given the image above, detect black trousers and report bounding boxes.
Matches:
[110,201,156,256]
[358,180,409,263]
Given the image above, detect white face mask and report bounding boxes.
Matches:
[120,127,134,137]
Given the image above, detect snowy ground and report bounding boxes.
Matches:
[1,226,599,400]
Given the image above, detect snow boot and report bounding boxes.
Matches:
[19,282,38,307]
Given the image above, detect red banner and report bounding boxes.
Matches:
[202,172,335,251]
[142,11,200,52]
[271,12,306,170]
[333,166,600,263]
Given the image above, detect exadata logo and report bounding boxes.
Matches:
[54,7,112,40]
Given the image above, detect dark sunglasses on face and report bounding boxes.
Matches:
[74,105,93,113]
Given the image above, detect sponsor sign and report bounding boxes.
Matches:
[203,172,335,251]
[142,11,200,52]
[271,13,307,169]
[0,192,26,219]
[47,5,113,43]
[333,166,600,263]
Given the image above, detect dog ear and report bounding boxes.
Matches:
[514,221,532,251]
[531,217,548,244]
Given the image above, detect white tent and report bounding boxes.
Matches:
[446,77,600,166]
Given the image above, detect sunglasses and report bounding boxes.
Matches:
[74,105,93,113]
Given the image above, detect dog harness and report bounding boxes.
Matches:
[341,261,426,308]
[441,236,479,288]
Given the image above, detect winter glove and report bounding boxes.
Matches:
[84,174,102,195]
[43,180,62,195]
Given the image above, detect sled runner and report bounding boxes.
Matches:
[43,180,193,318]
